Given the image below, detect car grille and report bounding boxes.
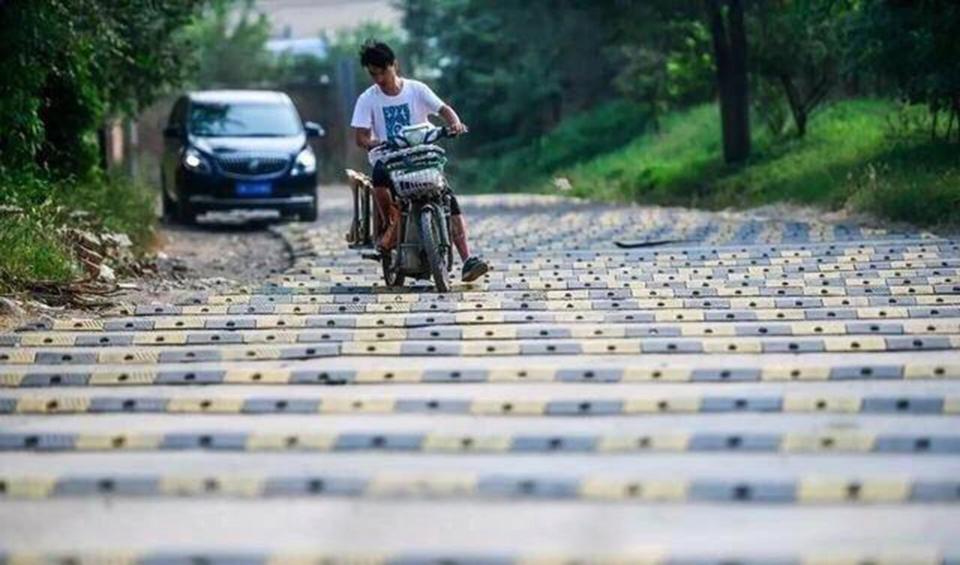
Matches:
[216,153,290,177]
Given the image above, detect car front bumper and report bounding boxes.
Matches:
[177,167,317,214]
[188,194,314,213]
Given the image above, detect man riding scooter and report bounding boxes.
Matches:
[350,40,489,283]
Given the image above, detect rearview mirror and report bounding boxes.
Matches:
[163,125,182,139]
[304,121,325,138]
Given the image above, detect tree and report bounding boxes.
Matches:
[398,0,622,151]
[851,0,960,142]
[705,0,751,163]
[750,0,853,137]
[184,0,275,88]
[0,0,203,178]
[610,9,715,130]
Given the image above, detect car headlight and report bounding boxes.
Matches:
[182,147,211,174]
[292,147,316,175]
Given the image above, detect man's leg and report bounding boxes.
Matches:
[372,184,392,238]
[450,214,471,262]
[372,164,401,251]
[448,195,488,282]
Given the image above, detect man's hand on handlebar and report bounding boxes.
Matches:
[447,122,468,136]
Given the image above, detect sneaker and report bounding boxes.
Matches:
[461,256,489,282]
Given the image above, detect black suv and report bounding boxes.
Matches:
[161,90,324,223]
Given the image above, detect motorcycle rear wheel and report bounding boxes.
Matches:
[419,209,451,293]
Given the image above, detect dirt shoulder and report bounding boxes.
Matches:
[0,216,292,331]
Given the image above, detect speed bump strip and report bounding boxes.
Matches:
[1,432,958,454]
[5,333,960,364]
[0,552,952,565]
[32,302,960,326]
[5,394,956,416]
[16,308,960,340]
[3,363,960,388]
[0,473,957,505]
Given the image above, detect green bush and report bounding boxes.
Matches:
[454,100,651,193]
[563,104,726,204]
[481,98,959,228]
[846,143,960,227]
[711,99,896,207]
[0,211,78,288]
[0,171,156,292]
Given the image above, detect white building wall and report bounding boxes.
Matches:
[252,0,401,38]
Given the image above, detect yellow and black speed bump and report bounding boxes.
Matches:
[4,334,960,364]
[1,550,955,564]
[2,393,958,416]
[1,431,958,454]
[2,196,960,555]
[7,319,960,345]
[0,472,957,504]
[3,362,960,387]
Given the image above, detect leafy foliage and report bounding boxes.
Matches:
[453,100,652,193]
[529,99,959,227]
[850,0,960,141]
[0,171,157,289]
[184,0,275,88]
[749,0,854,137]
[0,0,203,178]
[0,1,201,290]
[400,0,624,150]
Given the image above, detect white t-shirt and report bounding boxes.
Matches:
[350,79,446,163]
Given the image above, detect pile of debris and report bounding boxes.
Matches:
[65,227,137,284]
[4,208,157,309]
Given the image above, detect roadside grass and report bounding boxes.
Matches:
[0,171,156,292]
[0,211,78,286]
[560,104,727,205]
[464,98,959,228]
[844,141,960,227]
[453,100,651,194]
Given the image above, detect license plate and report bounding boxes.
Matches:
[236,182,272,197]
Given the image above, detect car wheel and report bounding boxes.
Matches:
[176,199,196,225]
[298,201,318,222]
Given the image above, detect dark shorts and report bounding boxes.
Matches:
[373,161,461,215]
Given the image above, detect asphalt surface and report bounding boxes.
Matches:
[2,187,960,563]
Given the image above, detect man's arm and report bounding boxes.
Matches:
[354,127,379,150]
[438,105,467,135]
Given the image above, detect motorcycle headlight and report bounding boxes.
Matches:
[292,147,316,175]
[182,147,211,174]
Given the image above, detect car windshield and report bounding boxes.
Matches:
[189,102,301,137]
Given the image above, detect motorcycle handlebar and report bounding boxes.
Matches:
[372,126,466,152]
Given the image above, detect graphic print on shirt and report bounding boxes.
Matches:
[383,104,412,141]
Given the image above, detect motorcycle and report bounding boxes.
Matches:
[360,123,461,293]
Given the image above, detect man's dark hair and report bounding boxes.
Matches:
[359,40,396,69]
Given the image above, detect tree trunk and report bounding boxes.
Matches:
[930,107,939,141]
[954,96,960,143]
[706,0,751,163]
[780,75,807,138]
[945,107,956,143]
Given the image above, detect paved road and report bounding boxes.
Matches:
[2,188,960,563]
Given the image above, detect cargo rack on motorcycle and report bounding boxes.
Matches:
[345,169,376,249]
[383,145,448,199]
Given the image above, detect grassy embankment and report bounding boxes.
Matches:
[457,98,960,228]
[0,172,156,293]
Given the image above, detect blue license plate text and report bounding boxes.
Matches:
[236,182,272,197]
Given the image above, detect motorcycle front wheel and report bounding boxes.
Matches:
[418,209,451,293]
